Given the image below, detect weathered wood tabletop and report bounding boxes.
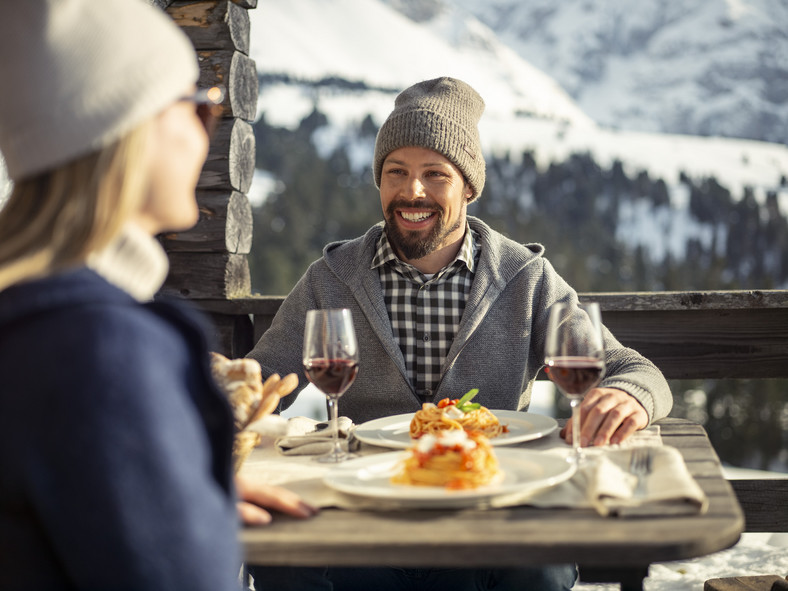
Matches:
[240,418,744,590]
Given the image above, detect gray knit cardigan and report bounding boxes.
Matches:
[248,217,672,425]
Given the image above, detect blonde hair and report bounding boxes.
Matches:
[0,121,152,291]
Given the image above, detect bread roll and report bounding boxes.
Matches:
[210,352,264,430]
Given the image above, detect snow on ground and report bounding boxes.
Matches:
[576,532,788,591]
[579,459,788,589]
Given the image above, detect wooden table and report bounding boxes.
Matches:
[241,418,744,591]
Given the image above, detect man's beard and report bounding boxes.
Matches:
[383,200,462,261]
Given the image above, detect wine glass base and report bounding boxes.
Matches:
[314,450,359,463]
[565,448,589,467]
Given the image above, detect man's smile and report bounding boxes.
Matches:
[397,209,438,227]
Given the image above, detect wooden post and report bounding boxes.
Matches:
[155,0,258,355]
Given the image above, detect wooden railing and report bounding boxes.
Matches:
[196,289,788,533]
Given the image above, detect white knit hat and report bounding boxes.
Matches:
[0,0,199,181]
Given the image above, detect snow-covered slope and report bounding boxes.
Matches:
[251,0,593,128]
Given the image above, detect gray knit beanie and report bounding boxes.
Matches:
[373,77,486,201]
[0,0,199,182]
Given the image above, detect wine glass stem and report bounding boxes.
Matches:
[570,399,582,461]
[328,396,342,456]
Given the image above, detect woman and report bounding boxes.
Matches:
[0,1,313,589]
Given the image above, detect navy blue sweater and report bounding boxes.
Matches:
[0,269,241,590]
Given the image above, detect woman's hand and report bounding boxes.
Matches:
[235,472,319,526]
[560,387,648,447]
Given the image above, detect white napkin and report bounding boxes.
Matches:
[273,416,359,456]
[589,446,709,516]
[527,431,709,517]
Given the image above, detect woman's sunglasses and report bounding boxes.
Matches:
[181,85,226,139]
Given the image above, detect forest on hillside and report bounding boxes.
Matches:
[251,109,788,296]
[249,109,788,472]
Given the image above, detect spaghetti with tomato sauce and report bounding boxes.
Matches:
[409,395,509,439]
[391,430,502,490]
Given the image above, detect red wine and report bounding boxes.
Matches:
[304,358,358,395]
[546,357,604,397]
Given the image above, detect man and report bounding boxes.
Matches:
[248,77,672,590]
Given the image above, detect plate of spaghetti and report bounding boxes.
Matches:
[354,403,558,450]
[410,389,507,439]
[323,432,575,509]
[390,430,503,490]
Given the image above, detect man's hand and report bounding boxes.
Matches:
[560,387,648,447]
[235,472,319,526]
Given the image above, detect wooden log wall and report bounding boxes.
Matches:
[152,0,259,355]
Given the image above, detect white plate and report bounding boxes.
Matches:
[353,410,558,449]
[323,449,575,508]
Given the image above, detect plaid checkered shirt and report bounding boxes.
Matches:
[371,225,480,400]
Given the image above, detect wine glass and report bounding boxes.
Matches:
[544,302,605,464]
[303,308,360,463]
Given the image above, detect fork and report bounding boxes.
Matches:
[629,447,652,497]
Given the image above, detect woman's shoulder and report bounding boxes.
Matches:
[3,269,200,364]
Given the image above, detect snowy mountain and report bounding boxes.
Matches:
[249,0,788,208]
[250,0,593,125]
[3,0,787,210]
[449,0,788,144]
